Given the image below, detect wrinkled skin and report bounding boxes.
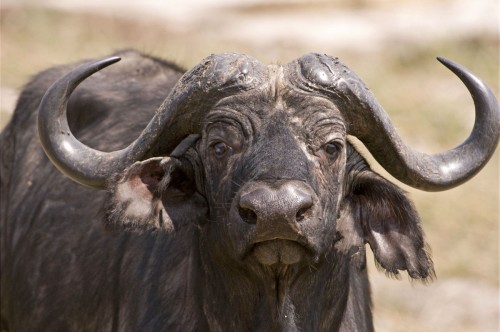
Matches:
[1,50,434,331]
[188,68,432,331]
[198,85,351,330]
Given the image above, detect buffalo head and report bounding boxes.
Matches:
[37,53,499,281]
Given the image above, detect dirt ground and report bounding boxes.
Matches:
[1,0,498,331]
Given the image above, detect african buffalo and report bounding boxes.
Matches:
[1,49,498,331]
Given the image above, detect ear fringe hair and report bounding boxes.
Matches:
[370,243,436,284]
[103,171,167,234]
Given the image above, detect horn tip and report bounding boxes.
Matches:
[436,57,469,78]
[98,56,121,69]
[436,56,454,68]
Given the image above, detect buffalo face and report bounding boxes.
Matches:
[199,84,348,268]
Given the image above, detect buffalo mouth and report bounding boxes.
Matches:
[249,239,315,266]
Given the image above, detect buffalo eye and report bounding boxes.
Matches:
[323,141,342,159]
[212,142,230,157]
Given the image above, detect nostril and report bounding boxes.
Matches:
[295,206,312,222]
[239,207,258,224]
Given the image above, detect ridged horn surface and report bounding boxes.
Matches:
[285,53,499,191]
[38,53,266,189]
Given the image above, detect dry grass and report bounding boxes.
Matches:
[1,3,498,331]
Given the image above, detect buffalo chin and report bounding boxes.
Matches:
[252,239,309,265]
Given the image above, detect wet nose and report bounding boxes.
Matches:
[238,181,314,226]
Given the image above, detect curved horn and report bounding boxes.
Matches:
[38,57,130,189]
[38,53,266,189]
[287,53,499,191]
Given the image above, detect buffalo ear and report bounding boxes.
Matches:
[344,171,435,281]
[106,156,207,233]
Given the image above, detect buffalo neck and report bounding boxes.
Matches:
[197,239,371,331]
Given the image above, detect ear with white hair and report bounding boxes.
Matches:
[106,155,207,233]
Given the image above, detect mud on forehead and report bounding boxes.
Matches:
[206,73,345,124]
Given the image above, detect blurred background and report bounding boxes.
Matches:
[1,0,498,330]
